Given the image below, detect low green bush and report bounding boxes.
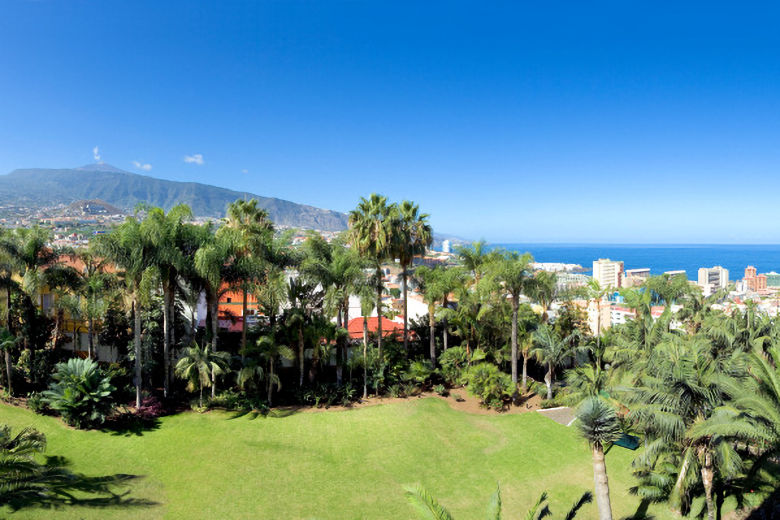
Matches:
[463,362,512,411]
[433,384,448,396]
[438,346,468,385]
[27,391,49,414]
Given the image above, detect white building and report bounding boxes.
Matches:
[697,266,729,296]
[441,240,451,253]
[592,258,624,289]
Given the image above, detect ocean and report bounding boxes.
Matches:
[492,244,780,280]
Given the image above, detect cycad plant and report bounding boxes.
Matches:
[42,358,115,429]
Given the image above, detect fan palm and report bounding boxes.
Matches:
[576,397,622,520]
[0,328,17,395]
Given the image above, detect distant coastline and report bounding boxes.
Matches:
[491,243,780,280]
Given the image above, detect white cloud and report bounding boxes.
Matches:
[184,153,204,165]
[93,146,101,162]
[241,169,248,174]
[132,160,152,171]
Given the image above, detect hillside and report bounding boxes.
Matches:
[0,164,349,231]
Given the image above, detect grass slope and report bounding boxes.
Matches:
[2,398,686,519]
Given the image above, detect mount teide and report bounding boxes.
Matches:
[0,164,348,231]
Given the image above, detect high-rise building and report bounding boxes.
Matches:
[744,266,767,291]
[441,240,451,253]
[697,266,729,295]
[592,258,624,288]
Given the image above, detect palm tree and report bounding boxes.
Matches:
[142,204,193,398]
[415,265,449,364]
[0,328,16,395]
[488,251,533,390]
[357,281,376,399]
[456,240,492,285]
[404,483,591,519]
[94,216,155,409]
[175,343,230,408]
[348,194,395,362]
[624,335,732,517]
[284,276,322,387]
[526,270,557,324]
[194,226,236,398]
[246,334,294,407]
[532,325,578,400]
[221,199,273,356]
[392,200,432,352]
[301,234,365,384]
[576,397,622,520]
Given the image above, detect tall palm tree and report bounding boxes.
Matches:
[348,194,395,362]
[142,204,193,398]
[392,200,432,352]
[0,328,16,395]
[221,199,273,356]
[94,216,155,409]
[415,265,449,364]
[283,276,322,387]
[245,334,294,407]
[532,325,578,400]
[488,251,533,390]
[175,343,230,408]
[194,226,236,398]
[301,234,365,384]
[456,240,492,285]
[576,397,622,520]
[357,280,376,399]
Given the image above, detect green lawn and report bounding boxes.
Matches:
[1,399,701,519]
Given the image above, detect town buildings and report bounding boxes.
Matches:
[592,258,623,289]
[697,266,729,296]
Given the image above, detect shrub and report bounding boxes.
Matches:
[438,346,468,385]
[540,398,560,409]
[27,392,49,414]
[433,384,448,396]
[388,384,404,398]
[463,362,512,411]
[451,392,463,402]
[402,382,419,397]
[42,358,115,429]
[403,360,434,387]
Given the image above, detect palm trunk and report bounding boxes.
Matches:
[210,294,218,399]
[298,324,304,387]
[592,443,614,520]
[545,362,553,400]
[701,449,715,520]
[5,288,11,396]
[376,266,383,362]
[428,303,436,364]
[169,292,176,394]
[671,454,691,513]
[133,291,142,409]
[240,288,248,358]
[4,348,11,396]
[199,381,203,408]
[342,299,349,385]
[268,358,275,407]
[363,317,368,399]
[511,297,518,385]
[442,297,449,351]
[402,265,409,352]
[521,353,528,394]
[162,282,171,398]
[88,316,94,360]
[335,309,343,385]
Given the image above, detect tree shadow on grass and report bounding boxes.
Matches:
[227,407,301,421]
[100,412,162,437]
[2,455,158,513]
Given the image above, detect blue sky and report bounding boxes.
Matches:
[2,1,780,243]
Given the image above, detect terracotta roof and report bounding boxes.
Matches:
[347,317,404,339]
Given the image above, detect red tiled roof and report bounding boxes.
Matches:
[347,317,404,339]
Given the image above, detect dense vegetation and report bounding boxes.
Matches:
[0,194,778,518]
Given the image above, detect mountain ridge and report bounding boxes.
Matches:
[0,164,349,231]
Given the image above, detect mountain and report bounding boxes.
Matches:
[0,164,349,231]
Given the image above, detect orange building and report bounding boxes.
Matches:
[744,266,767,291]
